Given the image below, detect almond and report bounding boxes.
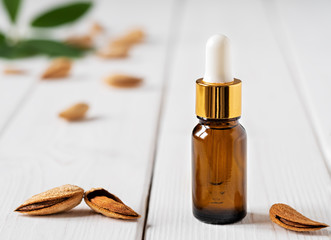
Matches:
[3,67,26,75]
[15,184,84,215]
[84,188,140,220]
[104,74,143,88]
[41,58,72,79]
[89,22,104,37]
[269,203,329,232]
[110,29,145,47]
[65,35,93,49]
[59,103,89,121]
[97,45,129,59]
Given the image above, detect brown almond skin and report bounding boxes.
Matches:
[97,45,129,59]
[269,203,329,232]
[41,58,72,79]
[84,188,140,220]
[110,29,145,47]
[3,68,26,75]
[59,103,89,121]
[15,184,84,215]
[98,29,145,59]
[65,35,93,49]
[89,22,104,37]
[104,74,143,88]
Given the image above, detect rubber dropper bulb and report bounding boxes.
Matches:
[203,34,233,83]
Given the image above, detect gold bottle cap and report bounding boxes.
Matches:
[195,78,242,119]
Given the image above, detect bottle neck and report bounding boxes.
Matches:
[197,116,240,129]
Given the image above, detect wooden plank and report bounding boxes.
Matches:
[264,0,331,171]
[0,0,175,239]
[0,59,47,133]
[146,0,331,239]
[0,68,35,133]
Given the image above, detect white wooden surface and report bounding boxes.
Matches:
[269,0,331,172]
[0,0,330,239]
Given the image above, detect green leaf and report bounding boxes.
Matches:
[0,43,38,59]
[20,39,87,57]
[0,32,5,45]
[0,39,88,59]
[31,2,92,27]
[2,0,21,23]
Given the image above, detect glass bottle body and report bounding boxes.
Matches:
[192,117,247,224]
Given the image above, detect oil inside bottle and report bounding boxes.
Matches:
[192,117,247,224]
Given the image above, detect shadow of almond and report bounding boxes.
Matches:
[20,208,142,221]
[21,209,95,219]
[67,116,105,123]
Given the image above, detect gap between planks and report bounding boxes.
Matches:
[261,0,331,176]
[137,0,188,239]
[0,80,38,138]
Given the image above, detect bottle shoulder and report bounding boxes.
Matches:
[192,122,246,140]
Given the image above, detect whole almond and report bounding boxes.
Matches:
[59,103,89,121]
[104,74,143,88]
[65,35,93,49]
[41,58,72,79]
[97,45,129,59]
[15,184,84,215]
[269,203,329,232]
[110,29,145,47]
[84,188,140,220]
[89,22,104,37]
[3,67,26,75]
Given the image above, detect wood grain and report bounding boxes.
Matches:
[0,59,42,133]
[267,0,331,172]
[145,0,331,239]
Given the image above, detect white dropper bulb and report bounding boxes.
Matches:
[203,34,233,83]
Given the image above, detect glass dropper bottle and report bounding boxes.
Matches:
[192,34,247,224]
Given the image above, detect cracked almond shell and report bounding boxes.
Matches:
[59,102,89,121]
[269,203,329,232]
[84,188,140,220]
[15,184,84,215]
[3,67,26,75]
[104,74,143,88]
[65,35,93,49]
[110,29,145,47]
[41,58,72,79]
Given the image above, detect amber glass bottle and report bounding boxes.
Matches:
[192,117,246,224]
[192,78,246,224]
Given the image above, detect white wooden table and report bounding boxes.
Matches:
[0,0,330,239]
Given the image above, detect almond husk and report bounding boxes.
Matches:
[269,203,329,232]
[65,35,93,49]
[97,45,129,59]
[3,67,26,75]
[97,29,145,59]
[89,22,104,37]
[109,29,145,48]
[15,184,84,215]
[84,188,140,220]
[58,103,89,121]
[104,74,143,88]
[41,58,72,79]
